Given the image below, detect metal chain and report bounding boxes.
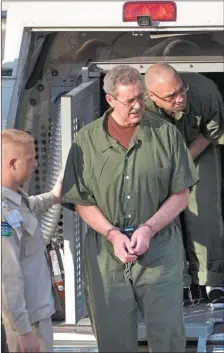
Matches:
[185,285,203,308]
[124,262,135,282]
[187,286,196,307]
[197,285,203,302]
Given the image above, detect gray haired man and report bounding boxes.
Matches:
[62,64,198,352]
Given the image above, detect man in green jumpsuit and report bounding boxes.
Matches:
[144,64,224,301]
[61,64,198,352]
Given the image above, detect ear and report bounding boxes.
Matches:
[9,158,17,170]
[105,94,115,108]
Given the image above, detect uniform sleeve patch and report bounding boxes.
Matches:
[1,222,12,236]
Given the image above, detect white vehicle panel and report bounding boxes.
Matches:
[5,1,224,30]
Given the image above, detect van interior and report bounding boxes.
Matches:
[10,30,224,325]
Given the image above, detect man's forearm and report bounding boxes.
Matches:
[145,188,189,237]
[75,205,114,237]
[29,192,56,217]
[189,134,210,161]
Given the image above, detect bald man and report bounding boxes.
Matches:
[144,64,224,302]
[1,129,62,352]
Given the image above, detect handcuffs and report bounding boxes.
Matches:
[106,223,153,240]
[107,224,152,282]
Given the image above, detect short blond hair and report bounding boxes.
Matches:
[2,129,34,156]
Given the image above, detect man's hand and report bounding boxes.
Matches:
[51,170,63,203]
[130,226,153,256]
[17,332,41,352]
[108,230,138,263]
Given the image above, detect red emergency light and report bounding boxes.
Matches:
[123,1,177,22]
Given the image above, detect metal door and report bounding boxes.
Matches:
[61,79,100,324]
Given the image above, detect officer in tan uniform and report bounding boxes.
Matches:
[1,129,62,352]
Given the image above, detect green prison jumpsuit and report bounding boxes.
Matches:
[145,72,224,287]
[61,109,198,352]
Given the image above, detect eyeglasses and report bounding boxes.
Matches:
[113,92,145,107]
[148,84,189,103]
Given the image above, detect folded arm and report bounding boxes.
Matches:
[188,134,211,161]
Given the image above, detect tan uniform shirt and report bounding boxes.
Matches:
[1,187,56,335]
